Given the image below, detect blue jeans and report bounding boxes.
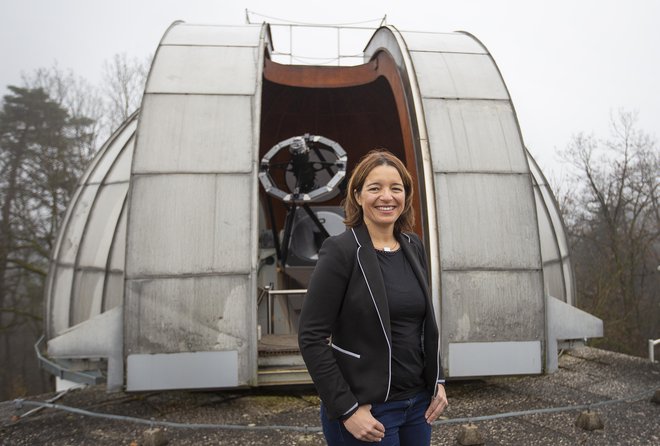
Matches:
[320,391,432,445]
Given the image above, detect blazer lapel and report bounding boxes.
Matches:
[352,226,392,340]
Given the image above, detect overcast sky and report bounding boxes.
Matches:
[1,0,658,177]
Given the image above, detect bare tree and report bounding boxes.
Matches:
[558,110,659,356]
[102,52,150,130]
[0,52,151,398]
[0,53,151,398]
[23,64,104,155]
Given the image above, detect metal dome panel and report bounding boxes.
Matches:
[56,185,100,265]
[124,23,270,389]
[145,46,260,95]
[527,150,575,305]
[125,174,252,276]
[50,266,74,335]
[410,52,509,99]
[442,271,544,341]
[71,270,103,326]
[105,136,134,183]
[45,115,137,339]
[397,31,487,54]
[133,95,253,173]
[425,99,529,173]
[86,123,135,183]
[77,183,128,267]
[161,23,265,47]
[366,27,545,375]
[436,174,541,269]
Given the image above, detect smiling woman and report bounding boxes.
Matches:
[357,164,407,242]
[298,149,448,445]
[345,151,414,240]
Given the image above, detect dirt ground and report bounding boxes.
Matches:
[1,347,659,445]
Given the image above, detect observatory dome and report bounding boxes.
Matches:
[41,22,601,391]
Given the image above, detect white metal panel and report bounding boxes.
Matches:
[51,266,74,335]
[400,31,486,54]
[442,270,544,342]
[526,149,544,182]
[435,173,541,269]
[46,118,132,337]
[48,307,124,391]
[127,351,238,391]
[546,296,603,372]
[162,24,263,47]
[78,183,129,268]
[108,206,127,272]
[543,262,565,301]
[146,46,258,95]
[126,174,251,277]
[540,185,570,255]
[124,275,250,384]
[125,22,266,389]
[87,120,137,184]
[57,185,99,265]
[71,270,104,326]
[133,95,253,173]
[530,159,570,254]
[363,27,406,71]
[534,187,562,266]
[103,271,124,312]
[411,52,508,99]
[425,98,528,173]
[528,152,573,303]
[449,341,542,376]
[562,262,575,306]
[105,136,135,183]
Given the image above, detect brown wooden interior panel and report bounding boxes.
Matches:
[259,50,423,243]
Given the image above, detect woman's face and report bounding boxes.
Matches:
[356,164,405,232]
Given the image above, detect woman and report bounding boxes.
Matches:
[298,150,448,445]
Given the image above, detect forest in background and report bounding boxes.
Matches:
[0,55,149,400]
[555,110,659,357]
[0,57,658,400]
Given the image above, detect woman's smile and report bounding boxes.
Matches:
[357,165,405,230]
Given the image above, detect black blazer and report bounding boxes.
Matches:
[298,224,444,420]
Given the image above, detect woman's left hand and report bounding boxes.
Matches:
[424,383,448,424]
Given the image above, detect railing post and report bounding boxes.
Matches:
[650,339,660,363]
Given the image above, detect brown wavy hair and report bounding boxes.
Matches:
[342,149,414,233]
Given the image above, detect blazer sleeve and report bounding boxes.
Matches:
[297,236,359,420]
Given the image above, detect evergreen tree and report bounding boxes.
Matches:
[0,86,95,399]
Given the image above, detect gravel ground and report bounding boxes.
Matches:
[1,347,659,445]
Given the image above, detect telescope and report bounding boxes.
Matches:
[258,134,347,268]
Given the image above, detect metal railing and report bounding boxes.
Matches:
[245,9,386,66]
[34,335,104,385]
[649,339,660,362]
[261,286,307,335]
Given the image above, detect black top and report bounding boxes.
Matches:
[376,248,426,400]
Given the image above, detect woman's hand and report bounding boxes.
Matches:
[343,404,385,442]
[425,383,448,424]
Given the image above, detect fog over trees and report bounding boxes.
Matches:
[0,55,148,400]
[0,58,657,399]
[554,111,659,358]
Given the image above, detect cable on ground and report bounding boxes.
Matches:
[5,387,656,432]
